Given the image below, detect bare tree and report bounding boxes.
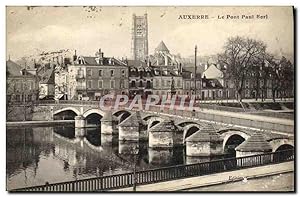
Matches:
[218,36,267,102]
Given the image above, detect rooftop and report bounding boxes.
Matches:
[235,132,272,152]
[186,125,222,142]
[7,60,34,77]
[155,41,169,53]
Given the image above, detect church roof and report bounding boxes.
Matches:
[235,132,272,152]
[155,41,169,53]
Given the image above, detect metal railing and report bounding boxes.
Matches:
[11,149,294,192]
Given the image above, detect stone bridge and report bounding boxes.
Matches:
[44,102,294,158]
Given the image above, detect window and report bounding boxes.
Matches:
[98,80,103,88]
[110,70,114,77]
[122,70,126,77]
[186,82,190,89]
[110,80,115,89]
[87,80,92,88]
[155,79,159,87]
[120,82,124,88]
[78,68,84,75]
[16,95,21,102]
[28,81,32,90]
[146,81,151,89]
[162,80,165,87]
[167,80,171,86]
[131,81,136,88]
[87,69,92,77]
[245,80,249,89]
[99,70,102,77]
[177,80,181,87]
[23,82,27,90]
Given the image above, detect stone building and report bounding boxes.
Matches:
[127,60,153,99]
[182,70,202,98]
[149,41,183,97]
[6,60,39,103]
[67,49,129,100]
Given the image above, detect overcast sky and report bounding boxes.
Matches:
[6,6,294,60]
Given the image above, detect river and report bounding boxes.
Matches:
[6,125,229,190]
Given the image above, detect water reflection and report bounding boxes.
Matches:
[6,126,228,190]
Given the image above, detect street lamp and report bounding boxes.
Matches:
[132,146,139,192]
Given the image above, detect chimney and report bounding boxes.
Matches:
[204,63,208,71]
[164,55,168,66]
[73,50,77,61]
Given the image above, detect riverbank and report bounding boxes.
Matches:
[112,161,294,192]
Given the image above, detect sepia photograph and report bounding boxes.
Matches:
[5,5,295,192]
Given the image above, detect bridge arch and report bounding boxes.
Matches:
[53,107,80,120]
[147,117,165,130]
[82,109,105,126]
[142,114,160,121]
[53,107,81,116]
[82,109,105,118]
[183,124,201,141]
[176,121,201,128]
[268,138,294,152]
[113,110,132,124]
[219,128,250,155]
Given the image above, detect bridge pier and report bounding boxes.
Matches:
[75,115,86,128]
[118,112,141,141]
[101,112,117,135]
[185,126,223,157]
[148,120,178,148]
[75,128,87,138]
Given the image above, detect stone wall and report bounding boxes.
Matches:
[149,132,173,148]
[186,141,223,156]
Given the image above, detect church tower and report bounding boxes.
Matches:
[131,13,148,61]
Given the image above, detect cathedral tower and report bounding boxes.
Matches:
[131,13,148,61]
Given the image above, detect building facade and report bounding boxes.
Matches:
[6,60,39,103]
[67,49,129,100]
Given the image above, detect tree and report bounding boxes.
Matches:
[218,36,267,102]
[278,56,294,100]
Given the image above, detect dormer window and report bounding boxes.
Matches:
[211,81,215,87]
[95,57,100,64]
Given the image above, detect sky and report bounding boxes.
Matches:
[6,6,294,60]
